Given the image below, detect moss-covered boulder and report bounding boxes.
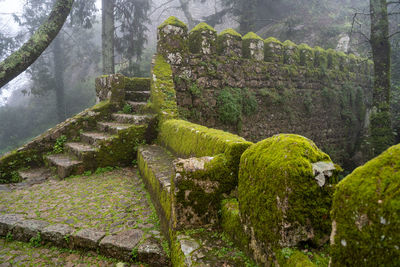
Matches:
[298,43,314,67]
[238,134,340,264]
[330,144,400,266]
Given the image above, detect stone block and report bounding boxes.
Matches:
[99,229,144,261]
[71,228,105,250]
[12,219,49,242]
[41,224,74,247]
[0,214,24,236]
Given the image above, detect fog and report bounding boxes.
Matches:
[1,0,400,156]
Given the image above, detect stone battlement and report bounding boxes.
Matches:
[157,16,372,76]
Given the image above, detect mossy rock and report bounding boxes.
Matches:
[217,29,242,57]
[283,40,299,65]
[314,46,328,69]
[150,54,178,122]
[221,198,250,252]
[298,43,314,67]
[242,32,264,60]
[330,144,400,266]
[264,37,283,63]
[124,77,150,91]
[189,22,217,54]
[158,16,187,31]
[327,49,339,70]
[238,134,339,263]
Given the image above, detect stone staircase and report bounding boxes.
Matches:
[44,82,153,179]
[137,142,255,265]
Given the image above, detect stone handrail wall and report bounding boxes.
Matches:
[155,17,373,168]
[157,17,372,76]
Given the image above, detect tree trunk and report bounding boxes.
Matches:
[239,0,256,34]
[53,33,66,122]
[369,0,393,155]
[179,0,196,29]
[102,0,115,74]
[0,0,74,90]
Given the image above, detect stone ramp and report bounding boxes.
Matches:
[0,168,168,266]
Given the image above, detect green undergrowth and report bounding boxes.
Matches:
[217,87,258,128]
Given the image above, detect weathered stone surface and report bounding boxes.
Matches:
[0,214,24,236]
[71,229,105,250]
[137,237,168,266]
[12,220,49,242]
[99,229,143,261]
[41,224,74,247]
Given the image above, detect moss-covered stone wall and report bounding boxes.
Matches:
[157,17,373,169]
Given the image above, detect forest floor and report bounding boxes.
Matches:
[0,167,165,266]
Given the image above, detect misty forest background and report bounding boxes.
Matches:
[1,0,400,156]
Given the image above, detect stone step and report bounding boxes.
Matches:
[65,142,97,160]
[0,214,168,266]
[97,122,132,135]
[137,145,175,238]
[111,113,153,125]
[172,228,254,266]
[80,132,113,147]
[125,77,150,92]
[16,168,53,187]
[46,154,84,179]
[125,90,150,102]
[127,101,148,114]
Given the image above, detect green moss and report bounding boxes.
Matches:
[171,234,186,267]
[217,29,242,57]
[337,52,348,72]
[159,119,252,158]
[314,46,328,70]
[0,150,42,183]
[243,32,262,40]
[190,22,216,33]
[298,43,314,67]
[283,251,316,267]
[331,144,400,266]
[124,77,150,91]
[264,37,282,44]
[217,87,257,127]
[137,147,172,237]
[189,23,217,54]
[264,37,283,62]
[283,40,299,64]
[242,32,263,59]
[221,199,250,252]
[327,49,339,70]
[150,54,178,122]
[96,126,146,167]
[369,110,394,157]
[239,134,339,261]
[219,28,242,38]
[158,16,187,31]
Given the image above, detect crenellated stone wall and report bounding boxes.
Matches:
[156,17,373,168]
